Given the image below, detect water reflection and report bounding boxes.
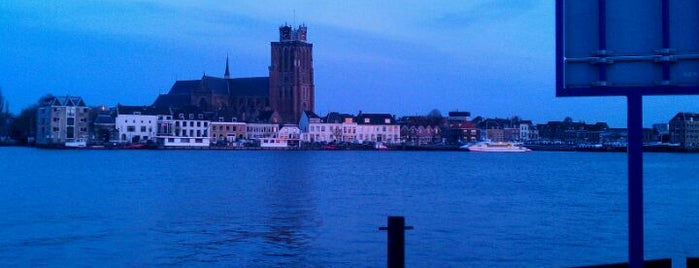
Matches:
[258,153,321,266]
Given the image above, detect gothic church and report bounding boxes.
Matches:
[153,24,314,123]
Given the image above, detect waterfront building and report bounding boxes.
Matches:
[115,105,159,144]
[157,107,212,147]
[445,111,479,143]
[246,123,279,140]
[536,120,609,144]
[260,125,301,148]
[152,24,314,124]
[669,112,699,150]
[355,113,400,144]
[398,116,444,145]
[36,96,90,146]
[210,117,246,145]
[326,112,357,143]
[299,111,357,143]
[519,121,538,141]
[90,106,117,144]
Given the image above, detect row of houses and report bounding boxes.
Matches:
[34,96,699,150]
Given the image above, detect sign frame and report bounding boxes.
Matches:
[556,0,699,97]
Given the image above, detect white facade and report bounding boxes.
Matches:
[306,122,342,143]
[356,124,400,144]
[159,136,210,147]
[261,126,301,148]
[116,114,158,143]
[355,114,400,144]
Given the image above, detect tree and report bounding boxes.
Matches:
[427,109,443,119]
[0,87,4,115]
[9,94,53,144]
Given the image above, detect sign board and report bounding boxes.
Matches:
[556,0,699,96]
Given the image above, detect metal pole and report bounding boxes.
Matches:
[627,93,644,268]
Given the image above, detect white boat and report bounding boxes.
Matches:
[64,138,87,148]
[461,142,531,153]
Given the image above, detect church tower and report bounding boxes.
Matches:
[269,24,314,123]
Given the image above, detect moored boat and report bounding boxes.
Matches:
[64,138,87,148]
[461,142,531,153]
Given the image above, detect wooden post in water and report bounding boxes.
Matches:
[379,216,413,268]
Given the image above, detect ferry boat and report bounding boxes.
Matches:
[461,142,532,153]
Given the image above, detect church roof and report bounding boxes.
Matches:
[202,76,230,95]
[169,80,200,95]
[154,76,269,108]
[152,94,190,108]
[229,77,269,97]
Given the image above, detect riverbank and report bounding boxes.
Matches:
[11,142,698,153]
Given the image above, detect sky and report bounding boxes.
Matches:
[0,0,697,127]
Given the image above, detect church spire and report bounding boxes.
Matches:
[224,55,230,79]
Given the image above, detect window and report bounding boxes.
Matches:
[179,113,184,119]
[189,130,194,137]
[197,130,201,137]
[198,114,204,120]
[204,122,208,127]
[385,118,391,124]
[53,117,60,122]
[80,127,87,132]
[127,126,136,132]
[175,121,180,127]
[168,138,175,143]
[182,138,189,143]
[197,122,201,127]
[364,118,370,123]
[53,127,59,132]
[189,121,194,127]
[141,126,146,132]
[195,139,203,143]
[226,126,230,131]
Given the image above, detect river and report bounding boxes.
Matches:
[0,147,697,267]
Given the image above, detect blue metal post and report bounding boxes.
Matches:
[627,93,644,268]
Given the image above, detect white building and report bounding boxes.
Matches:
[115,105,158,143]
[260,125,301,148]
[157,109,211,147]
[300,111,357,143]
[355,113,400,144]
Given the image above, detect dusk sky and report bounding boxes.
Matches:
[1,0,697,127]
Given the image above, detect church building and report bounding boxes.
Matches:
[152,24,315,124]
